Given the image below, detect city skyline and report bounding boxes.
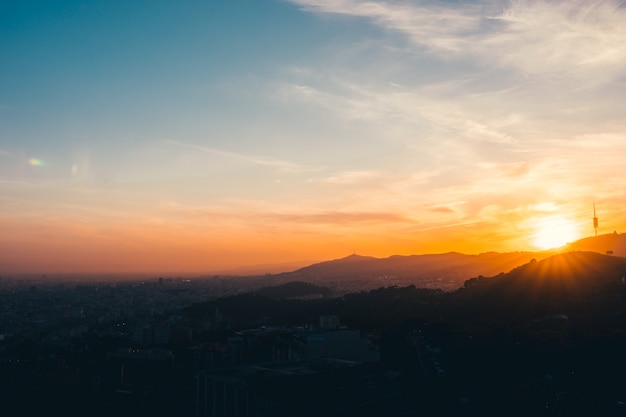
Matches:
[2,0,626,273]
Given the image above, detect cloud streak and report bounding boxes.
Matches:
[161,199,413,229]
[287,0,626,86]
[279,79,518,146]
[308,169,386,185]
[264,210,413,225]
[0,148,15,158]
[163,139,323,173]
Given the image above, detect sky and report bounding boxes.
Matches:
[1,0,626,274]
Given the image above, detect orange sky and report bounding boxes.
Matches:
[0,197,621,274]
[2,1,626,274]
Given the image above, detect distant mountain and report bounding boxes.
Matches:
[565,232,626,256]
[268,251,546,291]
[224,234,626,293]
[218,260,318,275]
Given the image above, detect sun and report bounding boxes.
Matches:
[531,215,581,250]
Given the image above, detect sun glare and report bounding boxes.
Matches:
[531,216,580,250]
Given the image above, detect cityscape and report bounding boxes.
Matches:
[2,233,626,415]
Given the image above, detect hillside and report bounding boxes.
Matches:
[268,251,544,291]
[456,251,626,328]
[181,250,626,417]
[227,234,626,294]
[565,232,626,256]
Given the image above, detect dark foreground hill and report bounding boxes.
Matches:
[452,251,626,329]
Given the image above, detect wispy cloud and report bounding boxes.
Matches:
[279,78,518,147]
[288,0,482,53]
[429,206,456,214]
[488,0,626,84]
[308,169,386,185]
[0,179,33,186]
[287,0,626,86]
[0,148,16,159]
[163,139,323,173]
[265,210,412,225]
[161,200,413,228]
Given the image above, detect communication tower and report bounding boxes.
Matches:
[593,202,598,237]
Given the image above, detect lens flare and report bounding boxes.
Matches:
[28,158,45,167]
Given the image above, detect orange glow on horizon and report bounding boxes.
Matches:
[0,200,618,275]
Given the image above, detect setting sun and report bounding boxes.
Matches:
[531,216,581,250]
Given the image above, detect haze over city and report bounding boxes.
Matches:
[2,0,626,274]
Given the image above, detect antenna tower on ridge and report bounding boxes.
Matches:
[593,202,598,237]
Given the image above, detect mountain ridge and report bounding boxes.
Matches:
[265,251,548,291]
[565,231,626,256]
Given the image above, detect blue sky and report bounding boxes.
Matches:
[1,0,626,273]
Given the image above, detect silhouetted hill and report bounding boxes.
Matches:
[565,232,626,256]
[458,251,626,328]
[255,281,331,299]
[270,251,544,290]
[187,251,626,331]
